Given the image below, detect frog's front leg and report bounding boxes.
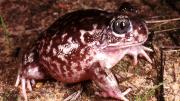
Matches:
[15,63,47,101]
[90,62,131,101]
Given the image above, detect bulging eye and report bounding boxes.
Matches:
[111,18,132,34]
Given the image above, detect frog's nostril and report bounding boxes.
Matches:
[134,36,139,41]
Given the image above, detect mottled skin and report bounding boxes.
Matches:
[15,9,152,101]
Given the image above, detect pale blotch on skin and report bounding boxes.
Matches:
[40,39,45,53]
[61,33,68,42]
[57,52,68,63]
[46,40,53,53]
[79,24,101,44]
[71,61,78,69]
[57,37,79,55]
[53,48,57,56]
[80,30,86,44]
[24,53,34,64]
[52,60,62,75]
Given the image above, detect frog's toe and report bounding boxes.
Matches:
[95,91,108,98]
[15,74,34,101]
[63,88,83,101]
[95,88,130,101]
[15,73,20,87]
[21,76,28,101]
[121,88,131,96]
[142,46,153,52]
[131,52,138,65]
[116,88,131,101]
[27,79,32,91]
[140,47,152,63]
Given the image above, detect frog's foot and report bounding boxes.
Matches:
[15,64,46,101]
[95,88,131,101]
[15,73,34,101]
[63,88,83,101]
[127,45,153,65]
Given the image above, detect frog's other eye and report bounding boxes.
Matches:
[111,18,132,35]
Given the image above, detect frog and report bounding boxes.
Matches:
[15,8,152,101]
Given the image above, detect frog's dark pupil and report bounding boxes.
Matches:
[119,21,126,29]
[112,18,130,34]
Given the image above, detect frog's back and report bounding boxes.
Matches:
[39,9,112,39]
[37,9,114,57]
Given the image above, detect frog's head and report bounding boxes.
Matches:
[101,15,148,48]
[99,15,152,64]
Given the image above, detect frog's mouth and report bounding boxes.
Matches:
[108,38,147,48]
[102,41,144,51]
[105,30,149,49]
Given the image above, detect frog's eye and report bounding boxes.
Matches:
[111,18,132,35]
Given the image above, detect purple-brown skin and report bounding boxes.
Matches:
[15,9,152,101]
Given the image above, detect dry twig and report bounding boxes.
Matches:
[145,17,180,24]
[153,28,180,34]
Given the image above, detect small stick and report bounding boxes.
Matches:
[145,17,180,23]
[153,28,180,34]
[148,22,169,30]
[161,46,180,52]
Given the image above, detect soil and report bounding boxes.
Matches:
[0,0,179,101]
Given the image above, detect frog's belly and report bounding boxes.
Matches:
[50,66,89,83]
[39,56,90,83]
